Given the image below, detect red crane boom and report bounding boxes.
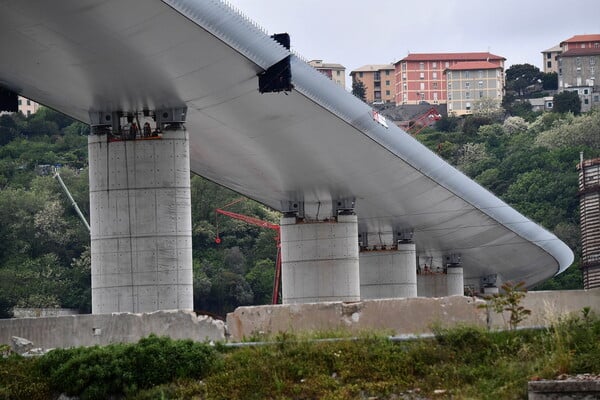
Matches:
[215,203,282,305]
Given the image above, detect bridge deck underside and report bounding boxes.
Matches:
[0,0,573,287]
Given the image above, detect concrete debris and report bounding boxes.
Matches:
[11,336,33,355]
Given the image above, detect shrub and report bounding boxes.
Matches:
[37,335,219,399]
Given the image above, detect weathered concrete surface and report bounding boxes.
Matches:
[227,296,486,340]
[228,288,600,340]
[0,310,224,349]
[489,288,600,329]
[528,378,600,399]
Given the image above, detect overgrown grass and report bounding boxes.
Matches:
[3,311,600,399]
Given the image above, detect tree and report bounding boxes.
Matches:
[351,79,366,102]
[541,72,558,90]
[505,63,542,97]
[553,91,581,115]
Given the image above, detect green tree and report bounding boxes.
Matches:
[505,63,542,97]
[351,79,366,102]
[541,72,558,90]
[553,91,581,115]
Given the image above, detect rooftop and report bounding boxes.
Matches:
[446,61,502,71]
[542,45,562,53]
[396,52,505,64]
[561,34,600,45]
[308,60,345,70]
[350,64,395,74]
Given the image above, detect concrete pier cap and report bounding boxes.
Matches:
[88,108,193,314]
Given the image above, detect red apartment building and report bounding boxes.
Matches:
[394,52,505,105]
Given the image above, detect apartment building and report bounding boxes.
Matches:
[557,34,600,112]
[446,62,504,116]
[394,52,505,105]
[308,60,346,88]
[18,96,39,116]
[541,45,562,74]
[349,64,395,104]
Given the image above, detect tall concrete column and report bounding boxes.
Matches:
[89,126,193,314]
[280,214,360,304]
[446,267,464,296]
[360,242,417,299]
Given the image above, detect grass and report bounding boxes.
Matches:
[2,310,600,399]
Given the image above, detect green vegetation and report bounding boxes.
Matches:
[3,312,600,399]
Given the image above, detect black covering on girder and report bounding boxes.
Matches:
[258,33,293,93]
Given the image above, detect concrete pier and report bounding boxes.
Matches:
[280,214,360,304]
[447,266,465,296]
[88,129,193,314]
[360,242,417,299]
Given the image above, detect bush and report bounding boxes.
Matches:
[37,335,219,399]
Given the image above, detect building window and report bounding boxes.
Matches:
[464,71,470,79]
[420,82,425,90]
[432,72,438,79]
[27,100,31,105]
[420,93,425,100]
[576,57,581,66]
[419,62,425,70]
[27,110,31,117]
[433,92,438,101]
[433,62,437,68]
[466,102,471,111]
[547,102,553,108]
[479,91,484,98]
[445,61,450,68]
[336,70,340,76]
[386,90,390,96]
[18,99,22,105]
[402,72,407,80]
[478,70,484,78]
[465,92,471,99]
[547,61,552,68]
[432,82,438,89]
[359,72,363,78]
[448,82,452,90]
[402,63,407,70]
[547,53,551,59]
[465,82,470,88]
[448,93,452,100]
[590,58,596,65]
[403,83,407,91]
[447,72,452,79]
[374,72,381,81]
[385,80,390,85]
[419,72,424,79]
[584,98,589,105]
[385,70,390,75]
[584,88,589,95]
[448,102,453,111]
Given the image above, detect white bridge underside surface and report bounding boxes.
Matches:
[0,0,573,288]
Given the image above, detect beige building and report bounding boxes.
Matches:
[308,60,346,88]
[349,64,395,104]
[18,96,39,116]
[541,45,562,74]
[445,61,504,116]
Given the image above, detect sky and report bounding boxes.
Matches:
[226,0,600,87]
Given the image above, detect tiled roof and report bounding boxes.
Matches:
[350,64,395,73]
[309,60,345,70]
[561,34,600,45]
[446,61,502,71]
[396,52,505,64]
[561,47,600,57]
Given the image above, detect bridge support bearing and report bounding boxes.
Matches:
[280,214,360,304]
[447,266,465,296]
[88,129,193,314]
[360,243,417,299]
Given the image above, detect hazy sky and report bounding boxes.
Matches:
[227,0,599,86]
